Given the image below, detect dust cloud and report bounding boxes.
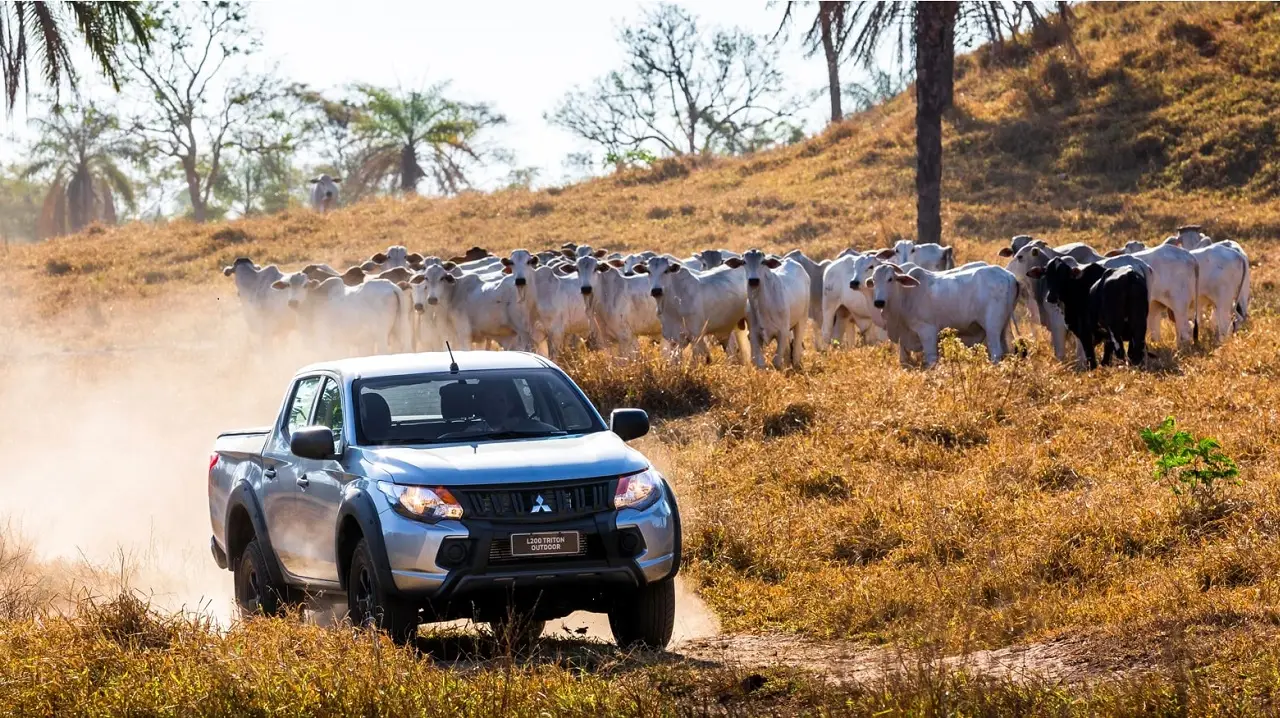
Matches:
[0,284,720,644]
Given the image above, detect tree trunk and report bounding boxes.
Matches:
[400,143,419,193]
[67,164,94,233]
[182,154,206,223]
[913,2,958,246]
[819,3,842,123]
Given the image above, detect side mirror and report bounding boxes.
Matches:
[291,426,337,460]
[610,408,649,442]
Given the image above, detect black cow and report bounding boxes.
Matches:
[1028,257,1148,369]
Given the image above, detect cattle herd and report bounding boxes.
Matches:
[222,224,1251,371]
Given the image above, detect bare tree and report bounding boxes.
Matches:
[549,3,797,162]
[121,2,286,222]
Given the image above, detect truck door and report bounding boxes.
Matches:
[292,376,350,582]
[262,375,323,578]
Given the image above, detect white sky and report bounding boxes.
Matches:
[1,1,897,192]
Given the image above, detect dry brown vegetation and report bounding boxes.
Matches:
[5,2,1280,714]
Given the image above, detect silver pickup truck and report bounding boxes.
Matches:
[207,351,681,647]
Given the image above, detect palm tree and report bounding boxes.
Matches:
[843,2,1065,244]
[24,103,138,238]
[776,2,852,123]
[0,2,150,112]
[347,84,505,196]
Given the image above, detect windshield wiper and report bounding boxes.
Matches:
[430,428,568,442]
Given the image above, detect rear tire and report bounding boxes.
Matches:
[234,537,291,618]
[608,578,676,650]
[347,538,419,644]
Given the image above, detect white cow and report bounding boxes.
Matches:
[727,250,809,369]
[1174,225,1213,251]
[998,235,1103,264]
[692,249,741,270]
[1110,242,1200,345]
[308,175,341,212]
[783,249,829,335]
[406,263,534,351]
[818,252,888,349]
[867,262,1019,368]
[1188,241,1251,341]
[272,275,410,355]
[528,264,594,358]
[893,240,956,271]
[571,255,665,355]
[222,257,295,347]
[639,256,747,363]
[1005,240,1152,362]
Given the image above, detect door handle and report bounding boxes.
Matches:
[264,468,277,480]
[296,476,310,489]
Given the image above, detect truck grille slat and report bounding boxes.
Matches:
[457,478,614,522]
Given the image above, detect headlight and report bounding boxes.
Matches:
[377,481,464,522]
[614,467,661,510]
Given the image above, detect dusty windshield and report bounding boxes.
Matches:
[354,369,605,445]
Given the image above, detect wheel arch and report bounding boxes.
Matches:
[224,481,288,588]
[335,489,395,593]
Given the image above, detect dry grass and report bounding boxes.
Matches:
[6,1,1280,713]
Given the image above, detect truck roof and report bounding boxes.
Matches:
[296,351,554,381]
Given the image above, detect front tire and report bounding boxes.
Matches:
[347,538,419,644]
[234,537,291,618]
[608,578,676,650]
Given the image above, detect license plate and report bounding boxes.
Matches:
[510,531,581,557]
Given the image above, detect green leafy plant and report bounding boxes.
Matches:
[604,148,658,170]
[1141,417,1239,498]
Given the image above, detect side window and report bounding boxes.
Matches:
[285,377,323,438]
[313,378,344,453]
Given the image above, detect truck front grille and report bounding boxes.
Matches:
[487,534,598,563]
[457,478,615,522]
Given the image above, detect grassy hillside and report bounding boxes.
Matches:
[6,2,1280,714]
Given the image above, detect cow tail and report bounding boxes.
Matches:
[1010,279,1024,338]
[1235,250,1250,325]
[1192,258,1200,344]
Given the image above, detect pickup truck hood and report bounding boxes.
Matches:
[355,431,649,487]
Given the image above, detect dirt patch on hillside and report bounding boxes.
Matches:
[678,632,1153,685]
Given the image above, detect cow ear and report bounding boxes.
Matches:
[668,262,682,273]
[593,249,607,258]
[371,252,388,264]
[446,256,465,264]
[528,255,540,266]
[725,257,744,268]
[223,266,235,276]
[360,261,377,272]
[271,280,288,289]
[501,257,513,266]
[502,264,513,274]
[406,252,424,264]
[608,258,624,268]
[1072,266,1084,278]
[1025,267,1044,279]
[441,261,457,271]
[875,248,897,260]
[763,257,782,268]
[632,264,649,274]
[998,247,1013,258]
[1105,249,1125,257]
[1031,248,1040,257]
[561,248,576,259]
[896,274,920,288]
[599,264,615,274]
[409,274,426,284]
[307,178,319,184]
[556,265,576,275]
[397,281,411,290]
[305,279,320,289]
[332,177,342,183]
[442,274,456,284]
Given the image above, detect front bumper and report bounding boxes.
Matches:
[379,488,679,604]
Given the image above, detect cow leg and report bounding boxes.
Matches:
[770,331,786,370]
[1128,327,1145,366]
[790,323,804,370]
[1147,301,1164,344]
[919,327,941,368]
[1100,332,1115,366]
[748,319,766,368]
[1081,328,1098,370]
[1046,306,1068,361]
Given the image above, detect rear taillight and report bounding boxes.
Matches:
[208,452,219,475]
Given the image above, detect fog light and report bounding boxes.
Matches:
[437,538,471,568]
[617,528,646,557]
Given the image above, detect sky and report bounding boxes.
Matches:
[1,1,897,193]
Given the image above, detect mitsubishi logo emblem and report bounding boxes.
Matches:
[530,495,552,513]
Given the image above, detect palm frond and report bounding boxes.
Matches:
[93,156,135,210]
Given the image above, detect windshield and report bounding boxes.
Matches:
[354,368,605,446]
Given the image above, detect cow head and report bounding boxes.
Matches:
[574,255,604,304]
[223,256,256,277]
[641,255,682,299]
[729,249,780,289]
[1025,257,1082,306]
[999,235,1035,258]
[866,263,919,309]
[848,250,895,291]
[502,249,539,295]
[309,175,341,212]
[892,239,914,265]
[410,262,459,310]
[270,272,319,309]
[696,249,727,269]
